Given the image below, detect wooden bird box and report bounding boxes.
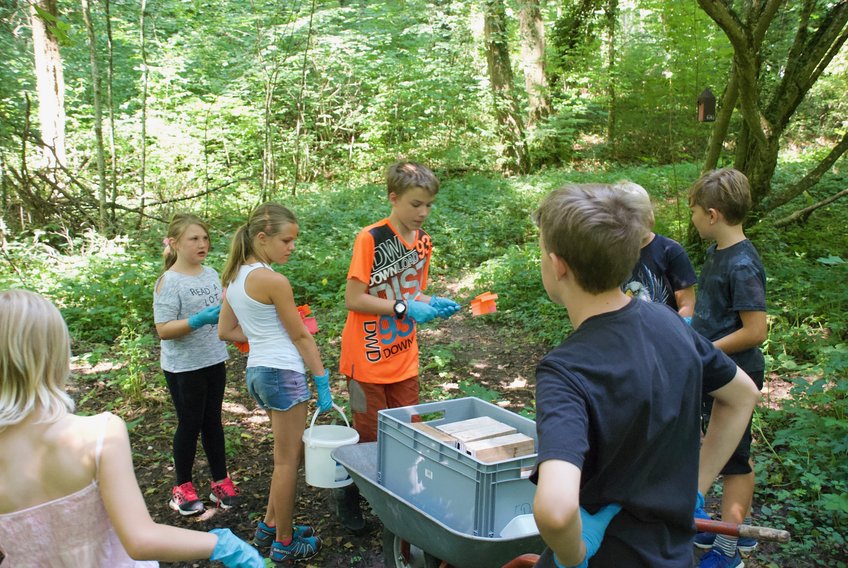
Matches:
[698,88,716,122]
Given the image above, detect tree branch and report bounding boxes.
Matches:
[769,2,848,129]
[698,0,770,145]
[752,0,784,45]
[145,176,253,207]
[773,187,848,227]
[698,0,748,48]
[762,131,848,212]
[704,63,739,171]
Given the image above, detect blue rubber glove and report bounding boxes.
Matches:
[209,528,264,568]
[554,504,622,568]
[695,491,710,520]
[313,370,333,413]
[408,299,438,324]
[188,304,221,330]
[430,296,461,319]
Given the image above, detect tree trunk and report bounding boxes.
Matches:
[605,0,618,155]
[138,0,148,228]
[733,122,781,208]
[28,0,66,172]
[262,74,277,201]
[517,0,551,126]
[292,0,317,196]
[484,0,530,175]
[703,65,738,172]
[698,0,848,212]
[81,0,107,230]
[104,0,118,226]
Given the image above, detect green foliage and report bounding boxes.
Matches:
[457,379,500,403]
[113,320,158,402]
[421,343,459,376]
[744,175,848,565]
[473,242,570,346]
[527,92,602,167]
[755,362,848,564]
[1,230,158,345]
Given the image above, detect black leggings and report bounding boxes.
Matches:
[164,362,228,485]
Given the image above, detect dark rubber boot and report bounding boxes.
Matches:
[333,484,366,535]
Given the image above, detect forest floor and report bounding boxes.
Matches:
[70,301,792,568]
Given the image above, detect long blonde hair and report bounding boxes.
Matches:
[0,290,75,430]
[221,203,298,286]
[162,213,211,271]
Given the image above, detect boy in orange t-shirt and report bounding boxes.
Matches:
[336,161,460,531]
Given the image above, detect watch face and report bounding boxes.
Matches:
[395,300,406,318]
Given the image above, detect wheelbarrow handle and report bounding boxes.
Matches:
[695,518,791,543]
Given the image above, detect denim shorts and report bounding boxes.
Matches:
[246,366,310,412]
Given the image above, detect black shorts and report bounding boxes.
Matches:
[702,368,764,475]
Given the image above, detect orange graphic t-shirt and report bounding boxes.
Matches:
[339,219,432,384]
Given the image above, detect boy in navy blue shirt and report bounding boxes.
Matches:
[689,168,767,568]
[617,181,697,319]
[530,183,760,568]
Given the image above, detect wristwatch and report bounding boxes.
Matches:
[393,299,407,320]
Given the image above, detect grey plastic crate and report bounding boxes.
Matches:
[377,397,538,537]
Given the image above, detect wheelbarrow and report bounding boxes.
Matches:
[333,442,544,568]
[332,442,793,568]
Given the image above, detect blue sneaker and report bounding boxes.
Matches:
[270,535,322,563]
[694,532,758,552]
[253,521,315,551]
[698,549,744,568]
[695,492,711,521]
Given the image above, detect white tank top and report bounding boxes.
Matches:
[226,263,305,373]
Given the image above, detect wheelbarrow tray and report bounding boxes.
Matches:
[333,442,544,568]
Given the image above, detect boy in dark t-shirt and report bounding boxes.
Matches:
[617,181,697,319]
[689,169,767,568]
[530,183,760,568]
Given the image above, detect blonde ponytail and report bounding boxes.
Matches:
[221,203,298,285]
[221,225,251,286]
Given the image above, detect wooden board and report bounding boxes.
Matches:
[410,421,457,444]
[462,433,536,463]
[435,416,517,445]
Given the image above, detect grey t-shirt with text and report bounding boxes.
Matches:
[153,266,228,373]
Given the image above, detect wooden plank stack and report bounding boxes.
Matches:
[412,416,535,463]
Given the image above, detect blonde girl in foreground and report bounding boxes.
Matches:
[0,290,262,567]
[219,202,334,563]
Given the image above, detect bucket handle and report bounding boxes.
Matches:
[306,403,351,447]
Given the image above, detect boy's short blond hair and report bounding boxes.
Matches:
[386,161,439,197]
[0,290,74,430]
[613,180,654,237]
[533,183,644,294]
[688,168,752,226]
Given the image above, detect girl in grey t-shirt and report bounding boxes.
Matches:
[153,213,240,516]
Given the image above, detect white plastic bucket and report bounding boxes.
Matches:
[302,403,359,488]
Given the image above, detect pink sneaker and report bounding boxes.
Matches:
[210,476,242,509]
[169,481,204,516]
